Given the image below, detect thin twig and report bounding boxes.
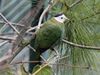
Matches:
[36,0,54,32]
[50,48,60,61]
[47,54,57,62]
[0,36,16,41]
[36,5,50,31]
[26,24,43,32]
[32,63,49,75]
[0,33,16,36]
[0,41,9,47]
[47,51,69,64]
[62,39,100,50]
[26,26,37,32]
[0,13,20,35]
[0,24,7,33]
[69,0,83,8]
[11,61,44,65]
[81,11,100,20]
[59,55,69,60]
[0,20,24,27]
[52,63,90,69]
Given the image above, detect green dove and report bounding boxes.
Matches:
[29,13,68,73]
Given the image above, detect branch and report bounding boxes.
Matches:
[36,5,50,31]
[0,36,16,41]
[36,0,55,32]
[26,24,43,32]
[62,39,100,50]
[0,13,20,35]
[0,20,24,27]
[11,61,44,65]
[0,33,16,36]
[50,48,60,58]
[0,41,9,47]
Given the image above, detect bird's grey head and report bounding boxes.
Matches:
[54,13,69,23]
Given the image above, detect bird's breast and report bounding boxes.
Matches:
[34,24,62,51]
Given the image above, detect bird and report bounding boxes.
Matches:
[29,13,68,73]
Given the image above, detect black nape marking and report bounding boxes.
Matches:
[54,13,63,17]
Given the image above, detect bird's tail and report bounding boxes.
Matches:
[29,38,41,73]
[29,49,41,73]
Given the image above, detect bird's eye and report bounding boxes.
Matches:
[61,17,63,19]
